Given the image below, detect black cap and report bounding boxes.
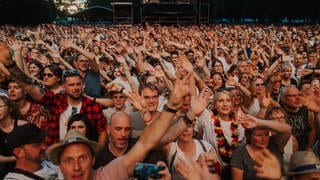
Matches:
[7,123,46,151]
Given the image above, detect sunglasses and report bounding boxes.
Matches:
[256,83,265,87]
[62,69,80,81]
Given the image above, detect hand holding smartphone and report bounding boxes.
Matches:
[133,163,165,180]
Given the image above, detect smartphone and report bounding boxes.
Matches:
[133,163,164,180]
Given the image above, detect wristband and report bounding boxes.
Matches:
[93,97,96,103]
[163,104,177,114]
[5,61,16,69]
[182,114,194,127]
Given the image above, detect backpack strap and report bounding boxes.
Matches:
[12,168,45,180]
[169,148,178,173]
[197,139,208,152]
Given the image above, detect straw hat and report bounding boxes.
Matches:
[46,130,101,165]
[287,151,320,175]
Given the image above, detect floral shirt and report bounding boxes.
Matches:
[20,102,50,132]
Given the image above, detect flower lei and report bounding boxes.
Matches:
[213,115,240,163]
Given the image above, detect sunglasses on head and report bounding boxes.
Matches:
[62,69,80,81]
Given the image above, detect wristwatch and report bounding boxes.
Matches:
[163,104,177,114]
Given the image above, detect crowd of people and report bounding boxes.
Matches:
[0,23,319,180]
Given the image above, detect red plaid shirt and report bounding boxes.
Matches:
[40,91,106,145]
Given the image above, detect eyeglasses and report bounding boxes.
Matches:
[43,73,54,78]
[62,69,80,81]
[256,83,265,87]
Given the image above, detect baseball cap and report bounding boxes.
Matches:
[46,130,101,165]
[7,123,47,151]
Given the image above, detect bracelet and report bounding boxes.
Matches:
[163,104,177,114]
[5,61,16,69]
[93,97,96,103]
[182,114,194,127]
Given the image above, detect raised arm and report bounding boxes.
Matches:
[59,39,99,73]
[0,43,44,101]
[124,71,193,175]
[237,114,292,134]
[159,86,212,151]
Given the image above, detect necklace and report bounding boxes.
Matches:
[213,115,240,163]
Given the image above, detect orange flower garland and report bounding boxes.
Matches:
[213,115,240,163]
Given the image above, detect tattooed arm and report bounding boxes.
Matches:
[0,43,45,101]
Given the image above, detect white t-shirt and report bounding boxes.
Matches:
[167,139,214,180]
[59,102,82,140]
[112,76,140,92]
[195,109,245,165]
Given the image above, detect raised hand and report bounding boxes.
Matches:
[126,91,146,111]
[0,43,14,66]
[299,87,320,113]
[175,157,220,180]
[8,40,22,51]
[253,149,281,180]
[225,73,237,86]
[105,82,123,92]
[236,114,258,129]
[59,39,74,49]
[175,157,205,180]
[156,161,171,180]
[189,86,212,116]
[168,66,194,106]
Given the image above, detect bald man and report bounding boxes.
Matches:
[94,112,137,168]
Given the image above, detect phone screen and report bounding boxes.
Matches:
[133,163,164,180]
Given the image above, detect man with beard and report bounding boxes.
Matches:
[94,112,136,168]
[0,43,107,146]
[59,39,101,98]
[4,124,62,180]
[73,55,101,98]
